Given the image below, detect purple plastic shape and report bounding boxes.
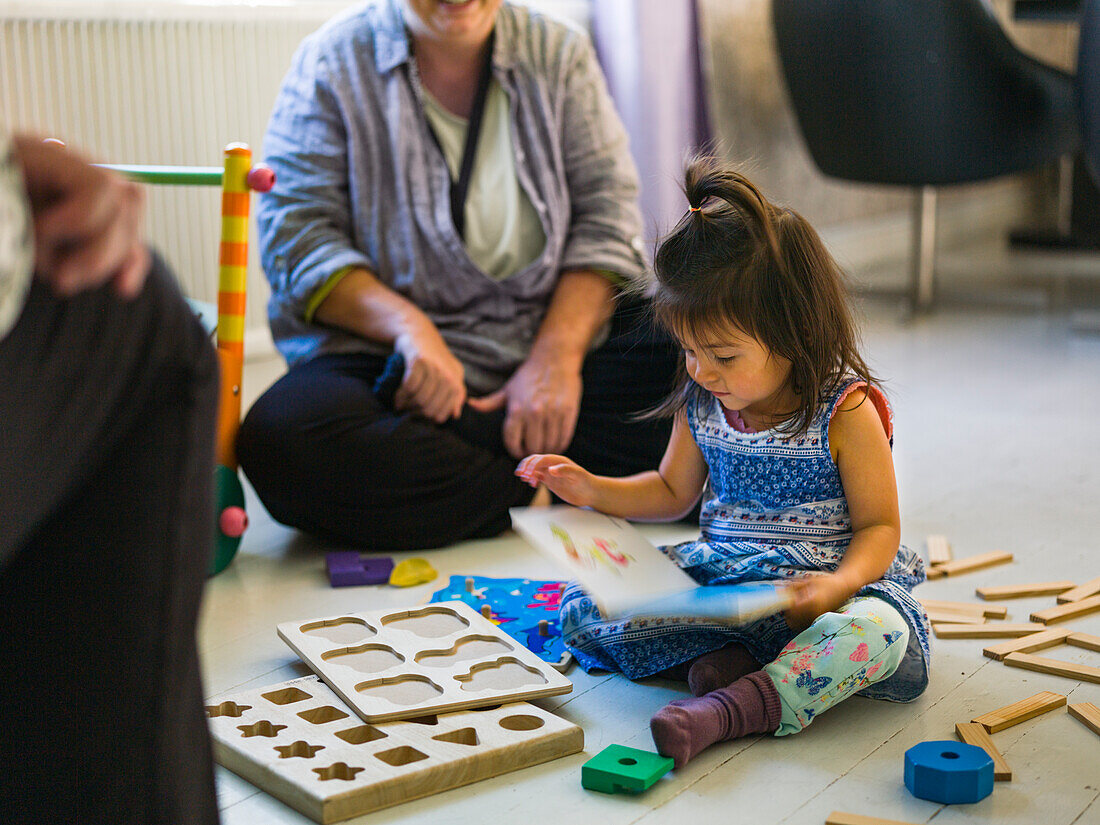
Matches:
[326,552,394,587]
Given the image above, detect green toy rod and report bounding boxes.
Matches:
[96,164,225,186]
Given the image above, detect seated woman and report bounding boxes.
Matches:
[239,0,680,551]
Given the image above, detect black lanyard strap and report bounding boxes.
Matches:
[424,32,495,240]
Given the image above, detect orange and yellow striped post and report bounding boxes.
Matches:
[215,143,252,470]
[89,141,273,573]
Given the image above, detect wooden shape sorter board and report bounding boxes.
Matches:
[207,674,583,823]
[277,600,573,723]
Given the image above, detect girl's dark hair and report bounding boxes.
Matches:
[650,156,876,436]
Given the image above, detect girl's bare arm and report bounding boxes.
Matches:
[830,391,902,593]
[517,412,709,520]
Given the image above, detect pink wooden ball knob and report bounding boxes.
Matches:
[219,506,249,538]
[246,165,276,193]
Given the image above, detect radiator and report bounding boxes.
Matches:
[0,1,353,352]
[0,0,588,354]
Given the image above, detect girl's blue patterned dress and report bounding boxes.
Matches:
[560,379,931,703]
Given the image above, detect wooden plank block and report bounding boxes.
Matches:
[919,598,1008,619]
[955,721,1012,780]
[208,674,584,824]
[1056,576,1100,604]
[926,534,953,566]
[924,609,987,625]
[277,601,573,724]
[920,598,985,615]
[976,581,1076,600]
[1003,653,1100,685]
[972,690,1067,732]
[931,551,1013,578]
[1066,632,1100,652]
[825,812,921,825]
[933,623,1046,639]
[1068,702,1100,737]
[926,565,945,580]
[983,628,1071,661]
[1030,594,1100,625]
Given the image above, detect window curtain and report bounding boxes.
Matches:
[591,0,712,241]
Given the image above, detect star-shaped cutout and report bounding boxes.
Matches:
[237,720,287,738]
[275,740,325,759]
[206,701,252,718]
[313,762,365,782]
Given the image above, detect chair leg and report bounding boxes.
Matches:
[910,186,937,312]
[1056,154,1074,238]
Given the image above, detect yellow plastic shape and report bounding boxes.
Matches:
[389,558,438,587]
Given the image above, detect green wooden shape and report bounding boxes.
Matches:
[581,744,674,794]
[96,164,224,186]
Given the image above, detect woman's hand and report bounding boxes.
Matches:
[784,573,856,632]
[515,454,597,508]
[468,352,582,459]
[393,325,467,423]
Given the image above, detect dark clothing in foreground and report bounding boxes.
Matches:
[0,258,220,824]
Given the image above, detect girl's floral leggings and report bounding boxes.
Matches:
[764,595,909,736]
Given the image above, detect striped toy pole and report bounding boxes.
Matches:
[211,144,272,570]
[87,141,274,574]
[215,143,252,471]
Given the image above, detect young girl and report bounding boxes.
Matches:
[516,159,930,768]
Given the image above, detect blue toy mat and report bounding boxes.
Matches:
[429,575,570,669]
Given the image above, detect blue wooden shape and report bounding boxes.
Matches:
[325,552,394,587]
[904,740,994,804]
[581,744,674,794]
[429,575,568,667]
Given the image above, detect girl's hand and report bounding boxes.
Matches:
[515,454,597,508]
[784,573,856,632]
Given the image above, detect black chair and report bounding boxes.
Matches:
[772,0,1079,310]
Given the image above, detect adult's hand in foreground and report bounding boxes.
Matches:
[13,135,149,298]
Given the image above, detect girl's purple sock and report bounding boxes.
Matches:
[687,642,761,696]
[650,671,782,769]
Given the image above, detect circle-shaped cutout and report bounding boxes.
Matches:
[499,714,545,731]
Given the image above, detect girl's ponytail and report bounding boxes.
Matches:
[683,160,783,267]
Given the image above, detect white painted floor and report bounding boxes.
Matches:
[203,286,1100,825]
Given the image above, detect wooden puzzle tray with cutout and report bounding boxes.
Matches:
[277,601,573,723]
[207,674,584,824]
